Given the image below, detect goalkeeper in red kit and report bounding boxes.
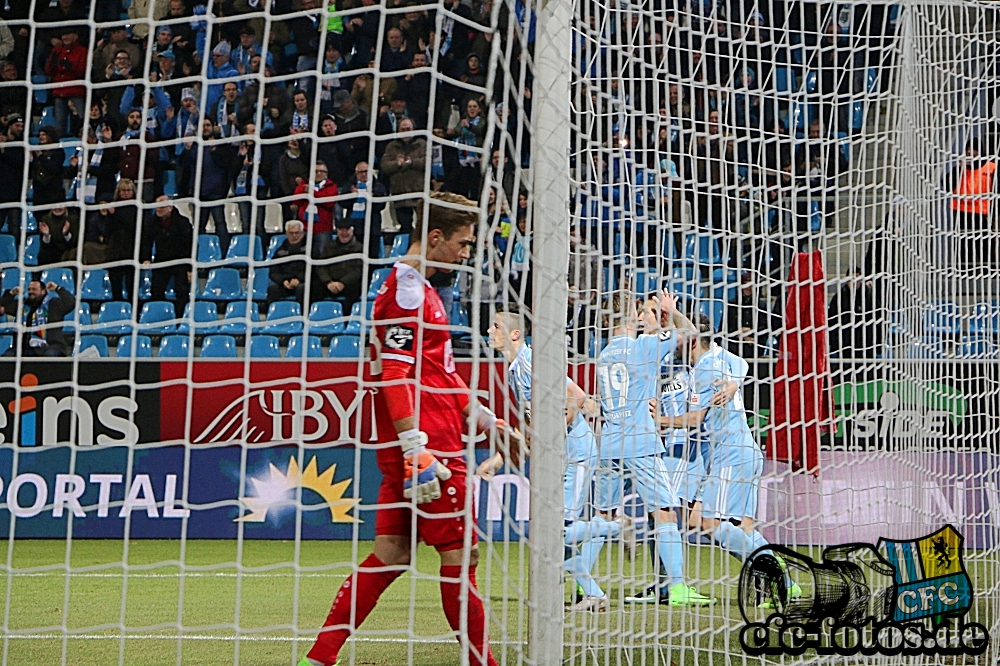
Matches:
[301,192,509,666]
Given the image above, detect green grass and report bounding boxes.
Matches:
[0,540,994,665]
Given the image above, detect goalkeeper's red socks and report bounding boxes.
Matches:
[440,565,498,666]
[307,553,402,665]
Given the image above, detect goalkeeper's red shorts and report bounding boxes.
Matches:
[375,458,477,552]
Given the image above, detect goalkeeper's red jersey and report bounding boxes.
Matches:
[367,262,470,471]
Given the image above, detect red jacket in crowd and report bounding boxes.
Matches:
[45,43,89,99]
[292,178,339,235]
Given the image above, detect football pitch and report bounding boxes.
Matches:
[0,540,994,665]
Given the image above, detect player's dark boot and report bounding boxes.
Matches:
[623,583,670,605]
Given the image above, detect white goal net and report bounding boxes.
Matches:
[0,0,996,664]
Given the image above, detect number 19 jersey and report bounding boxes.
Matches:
[598,332,677,460]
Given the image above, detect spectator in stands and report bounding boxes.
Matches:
[313,217,364,308]
[316,115,348,185]
[231,132,268,244]
[161,87,201,198]
[285,0,322,91]
[725,271,780,359]
[381,117,425,235]
[118,108,158,202]
[292,160,338,253]
[332,89,371,171]
[445,97,486,200]
[104,178,140,302]
[232,25,267,76]
[151,25,176,59]
[375,92,410,159]
[156,0,196,60]
[194,119,238,252]
[827,269,877,361]
[342,0,380,66]
[567,225,599,356]
[212,81,243,139]
[83,121,121,204]
[289,89,314,134]
[267,219,309,305]
[151,50,183,108]
[204,40,240,114]
[949,137,997,268]
[82,193,112,266]
[0,278,76,357]
[0,12,29,75]
[278,137,310,218]
[490,149,516,204]
[396,51,431,128]
[507,213,531,305]
[340,161,387,261]
[0,62,27,119]
[93,25,141,82]
[381,27,411,72]
[140,196,193,317]
[30,125,75,206]
[45,26,88,138]
[0,113,25,238]
[318,36,346,117]
[37,205,79,265]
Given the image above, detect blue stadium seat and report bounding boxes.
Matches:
[226,234,264,264]
[139,301,177,335]
[662,232,677,259]
[329,335,361,358]
[77,335,109,357]
[631,269,660,297]
[250,268,270,301]
[307,301,345,335]
[923,300,959,336]
[163,170,177,197]
[80,269,112,301]
[0,236,15,263]
[23,235,40,266]
[1,267,19,293]
[158,335,191,358]
[260,301,303,335]
[201,268,245,301]
[786,100,807,132]
[116,335,153,358]
[249,334,282,358]
[25,212,37,234]
[809,201,823,232]
[775,66,796,93]
[39,106,57,132]
[266,235,284,260]
[286,335,325,358]
[907,336,946,359]
[804,70,818,93]
[197,235,223,264]
[218,300,261,335]
[866,67,878,94]
[451,302,470,327]
[695,299,726,332]
[67,304,90,333]
[835,132,850,165]
[969,302,999,336]
[367,268,392,298]
[0,334,12,356]
[94,301,133,336]
[345,301,373,336]
[665,278,700,301]
[683,235,722,265]
[31,75,49,105]
[177,301,221,335]
[851,102,864,131]
[389,234,410,257]
[200,335,238,358]
[41,267,75,294]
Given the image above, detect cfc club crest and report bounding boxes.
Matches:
[738,524,989,657]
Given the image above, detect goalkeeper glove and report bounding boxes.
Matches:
[399,429,452,504]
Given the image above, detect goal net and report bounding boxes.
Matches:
[0,0,997,664]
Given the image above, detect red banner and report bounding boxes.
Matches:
[159,361,518,447]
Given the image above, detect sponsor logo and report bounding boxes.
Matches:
[237,455,358,524]
[853,392,952,441]
[0,472,188,519]
[7,373,140,447]
[383,324,415,351]
[194,387,378,445]
[738,525,989,657]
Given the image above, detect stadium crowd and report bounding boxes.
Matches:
[0,0,907,359]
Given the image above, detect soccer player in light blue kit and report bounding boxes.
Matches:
[596,292,714,606]
[626,301,744,603]
[657,314,800,604]
[482,310,622,612]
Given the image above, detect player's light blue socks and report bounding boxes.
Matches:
[567,541,605,597]
[711,521,753,562]
[564,517,621,545]
[655,523,685,587]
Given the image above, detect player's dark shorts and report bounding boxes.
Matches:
[375,458,477,552]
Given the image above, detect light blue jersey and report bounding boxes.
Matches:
[659,364,692,459]
[690,344,754,467]
[508,344,596,465]
[598,332,677,460]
